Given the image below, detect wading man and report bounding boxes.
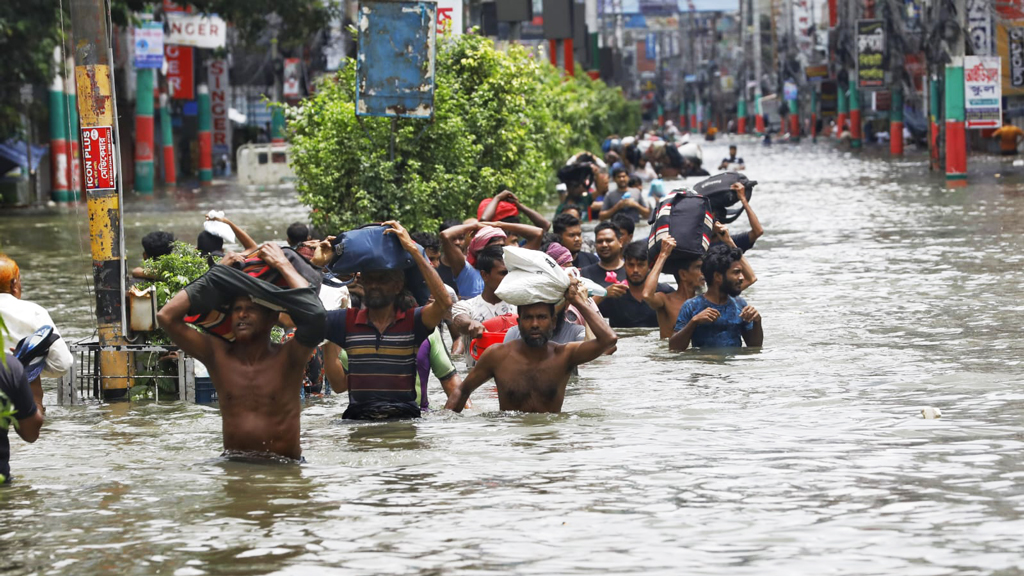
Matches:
[445,280,617,414]
[158,242,326,460]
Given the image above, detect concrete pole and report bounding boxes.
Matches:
[929,75,941,170]
[738,97,748,134]
[66,57,83,202]
[198,84,213,185]
[271,37,286,143]
[135,68,155,194]
[850,83,862,147]
[68,0,132,398]
[49,47,71,203]
[890,87,904,155]
[810,86,817,142]
[836,81,847,137]
[945,0,967,186]
[753,0,765,134]
[160,92,176,185]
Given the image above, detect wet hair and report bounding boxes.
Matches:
[410,231,440,252]
[475,245,505,273]
[395,289,418,311]
[552,213,581,236]
[141,231,175,258]
[541,233,562,247]
[287,222,310,246]
[611,213,635,237]
[701,244,743,287]
[611,166,628,177]
[521,301,556,318]
[627,175,643,188]
[594,221,621,239]
[0,254,19,293]
[622,240,648,263]
[500,215,521,224]
[197,231,224,255]
[675,254,702,278]
[438,218,462,233]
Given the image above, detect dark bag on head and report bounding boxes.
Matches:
[691,171,757,224]
[327,224,430,306]
[557,163,593,187]
[647,190,714,274]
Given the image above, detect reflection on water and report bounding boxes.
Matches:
[4,145,1024,575]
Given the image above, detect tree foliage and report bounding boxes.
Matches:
[287,34,639,234]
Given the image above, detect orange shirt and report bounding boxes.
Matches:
[993,125,1024,152]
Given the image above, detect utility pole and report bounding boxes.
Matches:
[737,0,747,134]
[68,0,133,399]
[753,0,764,133]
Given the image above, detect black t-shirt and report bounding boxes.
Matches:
[574,251,600,269]
[581,262,625,286]
[598,283,674,328]
[0,354,37,481]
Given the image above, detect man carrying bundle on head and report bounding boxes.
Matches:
[312,222,454,420]
[158,242,327,461]
[445,247,617,414]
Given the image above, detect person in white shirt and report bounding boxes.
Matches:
[0,254,73,414]
[451,245,515,366]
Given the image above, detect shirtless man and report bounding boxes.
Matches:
[445,281,617,414]
[644,223,757,338]
[157,243,325,460]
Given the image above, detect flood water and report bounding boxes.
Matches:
[3,140,1024,575]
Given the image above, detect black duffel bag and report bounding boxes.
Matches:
[691,171,757,223]
[647,190,714,274]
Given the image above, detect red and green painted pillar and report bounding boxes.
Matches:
[65,69,82,202]
[836,83,847,138]
[160,91,176,186]
[788,93,800,139]
[849,84,862,148]
[890,87,904,156]
[929,75,941,171]
[737,96,747,134]
[198,83,213,185]
[271,106,286,143]
[657,103,664,127]
[945,61,967,186]
[687,101,697,133]
[754,92,765,134]
[48,62,71,203]
[135,68,155,194]
[678,102,685,129]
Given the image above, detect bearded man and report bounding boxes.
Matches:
[444,280,617,414]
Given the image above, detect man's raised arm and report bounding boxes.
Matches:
[384,221,452,329]
[157,285,219,367]
[440,222,480,277]
[565,281,618,366]
[642,236,675,308]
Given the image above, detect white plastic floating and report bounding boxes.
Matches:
[921,407,942,419]
[1013,159,1024,167]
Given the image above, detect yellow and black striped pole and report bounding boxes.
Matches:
[69,0,133,398]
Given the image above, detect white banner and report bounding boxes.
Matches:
[166,13,227,49]
[964,56,1002,129]
[207,59,232,156]
[436,0,463,36]
[134,22,164,69]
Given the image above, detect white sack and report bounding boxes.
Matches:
[494,246,571,306]
[203,210,237,243]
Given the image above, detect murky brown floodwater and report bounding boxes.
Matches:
[2,140,1024,575]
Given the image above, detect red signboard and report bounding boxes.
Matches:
[166,44,195,100]
[81,126,116,191]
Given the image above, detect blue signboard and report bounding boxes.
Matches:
[646,33,657,60]
[356,0,437,119]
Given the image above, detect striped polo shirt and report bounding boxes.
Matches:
[325,307,429,406]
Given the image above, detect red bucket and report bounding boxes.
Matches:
[470,331,506,361]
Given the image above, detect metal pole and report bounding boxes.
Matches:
[68,0,133,399]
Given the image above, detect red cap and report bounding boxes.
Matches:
[477,198,519,221]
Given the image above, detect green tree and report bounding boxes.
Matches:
[287,34,639,234]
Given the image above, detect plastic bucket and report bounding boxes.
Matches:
[470,331,506,361]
